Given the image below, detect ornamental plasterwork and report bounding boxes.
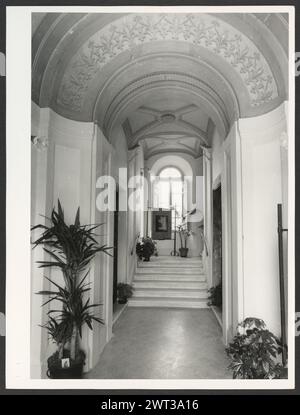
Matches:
[31,135,49,151]
[57,13,278,112]
[103,72,230,136]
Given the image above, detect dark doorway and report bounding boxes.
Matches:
[212,185,222,312]
[113,188,119,306]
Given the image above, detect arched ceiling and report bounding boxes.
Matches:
[32,12,288,158]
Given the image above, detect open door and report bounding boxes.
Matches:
[213,184,222,319]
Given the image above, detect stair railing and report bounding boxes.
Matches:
[277,203,288,366]
[131,232,140,256]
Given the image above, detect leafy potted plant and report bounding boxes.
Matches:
[207,281,222,308]
[177,224,192,257]
[136,237,155,261]
[31,200,112,379]
[117,283,134,304]
[226,317,287,379]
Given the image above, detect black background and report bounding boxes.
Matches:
[0,0,299,403]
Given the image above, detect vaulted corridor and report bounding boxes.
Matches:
[86,308,230,379]
[26,9,291,384]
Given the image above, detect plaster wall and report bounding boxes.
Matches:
[126,145,145,284]
[31,104,50,378]
[214,103,288,340]
[110,126,129,285]
[238,103,288,336]
[30,105,114,376]
[212,127,224,185]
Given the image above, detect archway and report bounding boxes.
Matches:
[30,10,290,377]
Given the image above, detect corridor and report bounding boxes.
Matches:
[85,308,230,379]
[27,10,290,383]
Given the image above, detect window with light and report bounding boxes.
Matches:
[153,167,186,230]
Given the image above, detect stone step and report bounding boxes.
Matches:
[143,256,201,261]
[132,289,207,299]
[138,259,203,268]
[138,263,203,269]
[134,273,206,282]
[128,297,208,309]
[133,281,208,290]
[132,255,207,310]
[136,267,204,275]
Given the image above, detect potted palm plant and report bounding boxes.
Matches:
[177,224,192,257]
[31,200,112,379]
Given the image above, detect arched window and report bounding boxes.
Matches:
[153,167,185,230]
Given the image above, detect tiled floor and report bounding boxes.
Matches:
[85,307,231,379]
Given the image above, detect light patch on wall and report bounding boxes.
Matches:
[53,144,81,222]
[0,312,5,336]
[0,52,5,76]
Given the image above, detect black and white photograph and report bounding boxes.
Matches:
[5,5,295,390]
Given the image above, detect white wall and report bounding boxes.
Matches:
[212,103,288,340]
[110,126,129,284]
[31,104,50,378]
[126,145,145,282]
[31,105,115,376]
[211,128,223,184]
[238,103,288,336]
[92,126,115,369]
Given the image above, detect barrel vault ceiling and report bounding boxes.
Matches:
[32,12,288,159]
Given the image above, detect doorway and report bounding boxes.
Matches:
[113,188,119,309]
[212,185,222,319]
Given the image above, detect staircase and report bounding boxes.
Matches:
[128,256,208,309]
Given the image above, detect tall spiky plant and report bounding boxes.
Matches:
[32,200,112,361]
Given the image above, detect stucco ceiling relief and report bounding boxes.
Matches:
[102,71,231,136]
[56,13,278,113]
[128,104,208,148]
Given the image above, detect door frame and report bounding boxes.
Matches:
[212,178,222,289]
[113,186,119,305]
[222,141,233,345]
[221,124,244,345]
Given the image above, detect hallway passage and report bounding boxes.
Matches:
[85,307,231,379]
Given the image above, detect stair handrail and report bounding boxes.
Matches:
[131,232,140,256]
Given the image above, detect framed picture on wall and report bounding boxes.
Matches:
[152,210,172,240]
